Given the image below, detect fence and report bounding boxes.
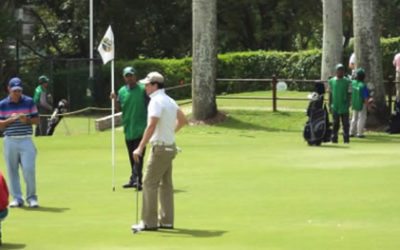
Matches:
[216,76,399,113]
[0,57,111,111]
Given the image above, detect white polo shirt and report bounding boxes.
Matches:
[148,89,178,145]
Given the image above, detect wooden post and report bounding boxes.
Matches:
[272,75,277,112]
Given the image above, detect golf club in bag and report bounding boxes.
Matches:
[303,82,332,146]
[46,99,68,136]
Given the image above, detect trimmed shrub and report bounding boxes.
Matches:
[10,37,400,109]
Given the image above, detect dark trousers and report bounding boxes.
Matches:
[125,138,146,185]
[35,116,49,136]
[332,112,350,142]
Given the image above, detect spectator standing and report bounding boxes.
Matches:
[392,52,400,100]
[111,66,148,190]
[348,52,357,79]
[328,64,352,143]
[350,68,371,138]
[0,77,39,208]
[33,75,53,136]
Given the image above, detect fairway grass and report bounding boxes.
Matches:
[1,109,400,250]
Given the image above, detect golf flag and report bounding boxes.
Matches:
[98,26,114,65]
[98,25,116,191]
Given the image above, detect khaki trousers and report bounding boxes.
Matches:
[141,144,177,228]
[350,104,367,136]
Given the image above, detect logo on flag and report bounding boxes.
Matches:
[101,38,113,52]
[98,26,114,65]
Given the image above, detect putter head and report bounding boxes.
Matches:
[131,222,143,234]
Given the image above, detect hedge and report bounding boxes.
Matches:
[12,37,400,110]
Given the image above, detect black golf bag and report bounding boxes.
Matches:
[46,99,68,136]
[303,82,332,146]
[387,100,400,134]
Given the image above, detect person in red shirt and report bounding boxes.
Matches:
[0,171,9,245]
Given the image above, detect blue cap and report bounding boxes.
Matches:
[8,77,23,91]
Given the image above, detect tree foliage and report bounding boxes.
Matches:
[1,0,400,60]
[0,1,16,58]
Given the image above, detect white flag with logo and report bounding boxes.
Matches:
[98,26,114,65]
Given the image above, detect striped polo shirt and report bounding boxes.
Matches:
[0,95,39,136]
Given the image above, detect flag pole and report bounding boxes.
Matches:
[89,0,93,79]
[97,25,115,191]
[111,59,115,192]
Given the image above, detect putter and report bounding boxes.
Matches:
[132,161,141,234]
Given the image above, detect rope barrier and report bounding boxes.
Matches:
[40,106,111,117]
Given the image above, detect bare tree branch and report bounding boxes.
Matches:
[26,7,65,57]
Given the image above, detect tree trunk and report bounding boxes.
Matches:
[192,0,218,120]
[353,0,388,126]
[321,0,343,81]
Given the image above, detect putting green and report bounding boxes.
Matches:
[1,109,399,250]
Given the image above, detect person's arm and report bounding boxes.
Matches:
[110,92,121,112]
[348,80,352,105]
[362,86,372,105]
[133,116,159,162]
[19,114,39,126]
[0,115,20,129]
[40,92,53,111]
[327,80,332,113]
[349,53,356,70]
[175,108,187,132]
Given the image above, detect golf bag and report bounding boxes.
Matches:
[46,99,68,136]
[387,100,400,134]
[303,83,332,146]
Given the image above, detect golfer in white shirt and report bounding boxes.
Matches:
[132,72,187,231]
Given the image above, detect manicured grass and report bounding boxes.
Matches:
[180,90,313,111]
[1,106,400,249]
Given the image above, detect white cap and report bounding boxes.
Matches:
[140,72,164,84]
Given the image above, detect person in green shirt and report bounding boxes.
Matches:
[328,64,352,143]
[350,68,371,138]
[111,66,148,190]
[33,75,53,136]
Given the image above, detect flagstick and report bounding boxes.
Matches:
[97,25,115,191]
[111,59,116,192]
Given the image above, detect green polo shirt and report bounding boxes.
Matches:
[117,83,147,140]
[33,85,44,104]
[328,76,352,114]
[351,80,366,111]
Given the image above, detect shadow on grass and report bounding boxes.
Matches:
[20,206,70,213]
[157,228,227,238]
[315,144,350,149]
[0,243,26,249]
[215,111,302,133]
[173,189,186,194]
[353,134,400,144]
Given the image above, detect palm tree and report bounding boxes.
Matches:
[353,0,388,126]
[192,0,218,120]
[321,0,343,80]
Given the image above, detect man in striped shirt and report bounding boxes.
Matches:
[0,77,40,208]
